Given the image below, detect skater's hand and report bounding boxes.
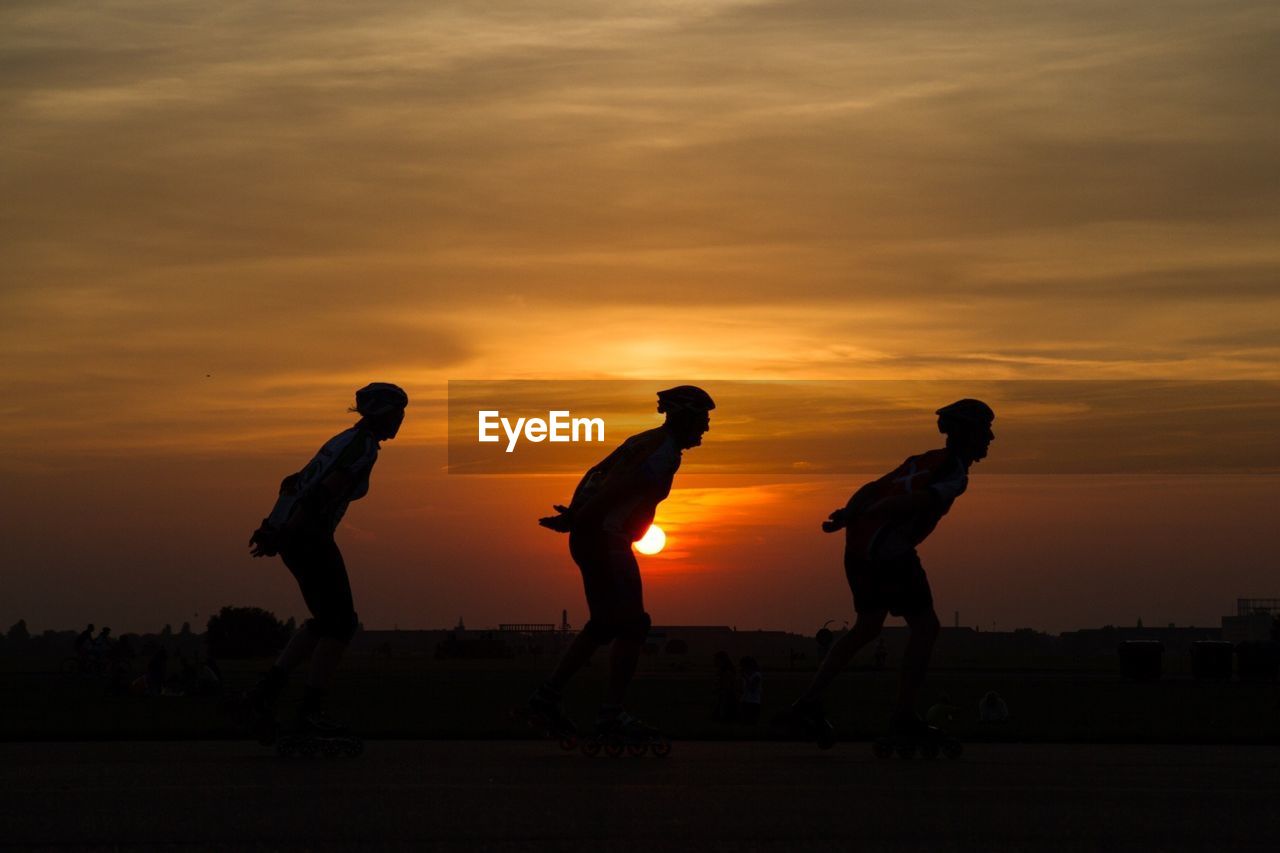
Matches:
[248,519,281,558]
[538,504,574,533]
[821,509,847,533]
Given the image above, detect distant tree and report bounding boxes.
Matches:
[205,607,288,659]
[179,622,193,639]
[160,624,173,638]
[7,619,30,644]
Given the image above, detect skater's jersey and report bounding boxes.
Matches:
[567,426,682,541]
[267,426,381,534]
[842,449,969,562]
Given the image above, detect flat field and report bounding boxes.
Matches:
[4,655,1278,742]
[3,740,1280,852]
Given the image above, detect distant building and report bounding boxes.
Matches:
[1222,599,1280,644]
[648,626,804,660]
[1060,624,1221,658]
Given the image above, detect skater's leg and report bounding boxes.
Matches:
[800,610,886,702]
[545,629,601,691]
[281,532,358,719]
[567,530,647,706]
[274,623,320,672]
[306,636,347,689]
[248,623,315,712]
[894,607,940,714]
[276,531,351,678]
[603,636,641,707]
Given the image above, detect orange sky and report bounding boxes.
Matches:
[2,1,1278,634]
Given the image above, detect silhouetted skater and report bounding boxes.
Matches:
[776,399,994,753]
[73,623,95,666]
[246,383,408,749]
[739,656,763,724]
[519,385,715,756]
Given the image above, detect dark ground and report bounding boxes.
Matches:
[8,659,1280,741]
[3,740,1279,852]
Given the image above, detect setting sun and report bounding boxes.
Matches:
[633,524,666,555]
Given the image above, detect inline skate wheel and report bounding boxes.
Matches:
[558,736,577,751]
[581,739,601,757]
[321,741,340,758]
[626,743,647,758]
[942,741,963,760]
[277,741,297,759]
[605,740,626,758]
[651,740,671,758]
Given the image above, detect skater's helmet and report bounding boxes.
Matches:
[935,398,994,434]
[656,385,716,416]
[352,383,409,418]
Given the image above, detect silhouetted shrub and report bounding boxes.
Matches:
[7,620,30,644]
[205,607,288,659]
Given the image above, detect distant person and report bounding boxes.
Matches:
[521,386,715,750]
[108,635,135,681]
[776,399,995,748]
[91,627,113,660]
[815,626,834,658]
[178,653,199,694]
[73,623,96,671]
[739,656,763,724]
[246,383,408,741]
[979,690,1009,724]
[198,655,223,696]
[146,646,168,696]
[74,623,95,656]
[713,651,739,722]
[926,693,960,726]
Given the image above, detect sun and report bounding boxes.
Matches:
[633,524,666,555]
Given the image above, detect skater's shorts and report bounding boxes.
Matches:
[279,527,359,642]
[569,530,648,642]
[845,549,933,618]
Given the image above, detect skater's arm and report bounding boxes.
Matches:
[538,504,574,532]
[822,481,881,532]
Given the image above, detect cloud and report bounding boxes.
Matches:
[3,0,1278,447]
